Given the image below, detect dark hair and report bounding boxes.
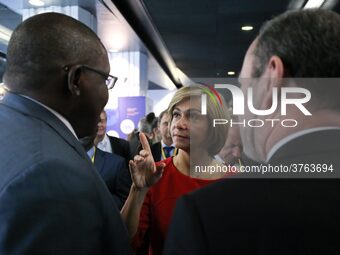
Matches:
[253,9,340,78]
[146,112,158,129]
[252,9,340,110]
[139,112,158,134]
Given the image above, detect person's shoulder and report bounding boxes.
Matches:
[0,102,42,138]
[183,178,230,203]
[2,157,90,193]
[108,135,129,146]
[0,156,126,249]
[97,147,125,165]
[181,178,271,211]
[0,119,57,181]
[150,141,161,154]
[151,141,161,149]
[107,136,131,158]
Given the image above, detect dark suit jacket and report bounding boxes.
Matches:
[151,142,162,162]
[164,130,340,254]
[108,135,132,166]
[94,148,132,210]
[0,93,131,255]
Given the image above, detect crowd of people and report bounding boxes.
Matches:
[0,7,340,255]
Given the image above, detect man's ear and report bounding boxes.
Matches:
[66,65,82,96]
[262,56,285,111]
[267,55,284,80]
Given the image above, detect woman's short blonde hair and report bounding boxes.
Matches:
[167,84,230,156]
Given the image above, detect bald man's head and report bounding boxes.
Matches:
[4,12,106,92]
[3,13,111,139]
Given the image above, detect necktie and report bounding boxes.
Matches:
[163,146,173,158]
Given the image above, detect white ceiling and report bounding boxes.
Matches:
[0,0,179,89]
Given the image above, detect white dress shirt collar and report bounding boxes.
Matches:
[266,126,340,162]
[161,140,175,148]
[97,134,112,153]
[21,95,78,139]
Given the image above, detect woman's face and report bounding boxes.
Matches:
[170,96,209,153]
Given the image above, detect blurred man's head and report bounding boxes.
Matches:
[158,110,172,146]
[4,12,110,139]
[218,125,242,166]
[138,112,159,144]
[97,111,107,142]
[238,9,340,162]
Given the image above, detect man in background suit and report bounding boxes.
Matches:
[151,110,176,161]
[165,9,340,254]
[83,130,132,210]
[0,13,130,254]
[96,110,132,166]
[87,145,132,210]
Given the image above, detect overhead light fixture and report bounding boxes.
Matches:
[241,25,253,31]
[0,24,12,44]
[304,0,325,8]
[28,0,45,7]
[227,71,236,76]
[108,48,119,53]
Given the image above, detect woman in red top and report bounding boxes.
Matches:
[121,85,230,255]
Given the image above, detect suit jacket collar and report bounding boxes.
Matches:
[93,148,106,174]
[21,94,78,139]
[268,129,340,163]
[108,135,116,153]
[267,127,340,162]
[97,134,112,153]
[1,92,89,160]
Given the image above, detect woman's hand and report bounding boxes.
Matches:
[129,132,166,189]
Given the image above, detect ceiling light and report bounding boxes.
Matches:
[241,26,253,31]
[28,0,45,7]
[304,0,325,8]
[0,24,12,44]
[227,71,235,76]
[108,48,119,53]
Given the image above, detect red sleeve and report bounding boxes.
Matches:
[131,189,151,250]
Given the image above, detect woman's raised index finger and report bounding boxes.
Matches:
[139,132,151,152]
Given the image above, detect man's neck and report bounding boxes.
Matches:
[173,150,190,176]
[162,138,173,147]
[97,134,106,143]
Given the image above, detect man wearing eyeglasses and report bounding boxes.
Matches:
[0,13,130,254]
